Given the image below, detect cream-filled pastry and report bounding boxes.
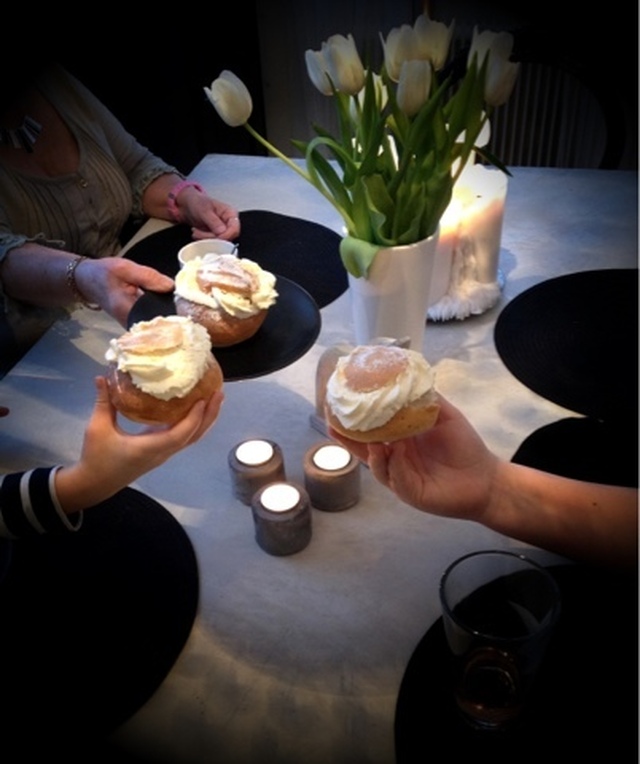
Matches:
[324,344,439,442]
[105,315,223,425]
[174,254,278,346]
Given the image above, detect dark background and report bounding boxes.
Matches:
[5,1,638,173]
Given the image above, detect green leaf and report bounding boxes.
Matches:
[475,145,512,176]
[339,235,381,278]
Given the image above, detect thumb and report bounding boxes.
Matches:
[135,265,174,293]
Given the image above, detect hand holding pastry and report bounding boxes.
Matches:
[55,375,224,514]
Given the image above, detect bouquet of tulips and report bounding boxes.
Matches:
[205,11,519,277]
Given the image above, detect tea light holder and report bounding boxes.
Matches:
[303,441,361,512]
[228,439,286,505]
[251,482,312,556]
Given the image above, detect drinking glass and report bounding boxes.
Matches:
[439,550,561,730]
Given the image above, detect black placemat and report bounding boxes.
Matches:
[493,269,638,421]
[124,209,347,309]
[395,564,638,764]
[128,274,321,381]
[0,487,199,753]
[511,416,638,487]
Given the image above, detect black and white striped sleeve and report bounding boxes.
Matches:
[0,467,83,538]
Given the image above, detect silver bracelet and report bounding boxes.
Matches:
[66,256,101,311]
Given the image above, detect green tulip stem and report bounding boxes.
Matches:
[243,121,354,227]
[243,123,312,183]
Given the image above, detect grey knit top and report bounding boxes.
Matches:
[0,63,179,347]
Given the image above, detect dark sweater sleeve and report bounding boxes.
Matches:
[0,467,83,538]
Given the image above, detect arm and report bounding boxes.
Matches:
[141,174,241,241]
[39,65,241,242]
[0,377,224,537]
[486,460,637,569]
[331,396,638,569]
[0,243,174,326]
[63,71,241,241]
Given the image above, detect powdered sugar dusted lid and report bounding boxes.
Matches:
[326,345,436,431]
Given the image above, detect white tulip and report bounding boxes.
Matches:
[305,49,333,95]
[467,27,520,107]
[397,59,432,117]
[413,13,454,71]
[322,34,365,96]
[380,24,419,82]
[204,70,253,127]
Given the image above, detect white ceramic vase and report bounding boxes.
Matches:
[347,229,439,351]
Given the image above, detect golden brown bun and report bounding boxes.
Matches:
[325,393,440,443]
[324,344,440,443]
[107,355,223,426]
[175,296,267,347]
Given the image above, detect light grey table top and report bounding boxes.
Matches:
[1,156,637,763]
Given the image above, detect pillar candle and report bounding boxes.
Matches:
[251,482,312,556]
[455,164,508,284]
[429,198,463,306]
[303,442,361,512]
[228,439,286,505]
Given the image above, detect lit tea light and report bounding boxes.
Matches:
[228,439,286,505]
[313,444,351,471]
[260,483,301,512]
[235,439,274,466]
[251,482,312,556]
[303,441,361,512]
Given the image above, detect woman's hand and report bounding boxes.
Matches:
[55,376,224,513]
[141,173,241,241]
[329,395,499,523]
[180,189,241,241]
[75,258,174,326]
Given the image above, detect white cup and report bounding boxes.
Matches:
[178,238,237,267]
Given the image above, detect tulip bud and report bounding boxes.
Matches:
[413,13,454,71]
[467,27,520,107]
[322,34,366,96]
[485,57,520,106]
[305,49,333,95]
[397,59,432,117]
[204,70,253,127]
[380,24,418,82]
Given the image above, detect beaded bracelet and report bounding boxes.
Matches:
[66,256,101,311]
[167,180,204,223]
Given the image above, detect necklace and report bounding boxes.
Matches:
[0,116,42,153]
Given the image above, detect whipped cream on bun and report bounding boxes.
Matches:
[175,254,277,319]
[105,315,213,400]
[325,345,439,442]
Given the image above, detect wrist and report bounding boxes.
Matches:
[55,463,114,514]
[66,256,101,311]
[167,180,204,224]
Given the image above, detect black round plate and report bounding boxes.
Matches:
[127,275,321,381]
[494,268,638,421]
